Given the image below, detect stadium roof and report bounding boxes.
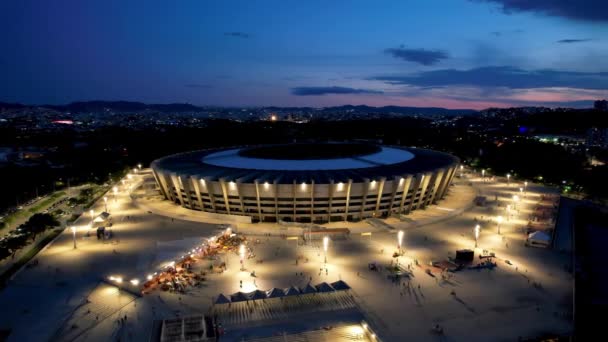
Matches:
[151,143,459,184]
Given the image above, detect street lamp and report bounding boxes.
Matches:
[506,204,511,221]
[512,195,519,210]
[460,165,464,177]
[474,224,480,248]
[103,196,108,212]
[90,209,94,220]
[323,236,329,264]
[496,216,503,235]
[506,173,511,185]
[138,163,142,170]
[397,230,404,253]
[239,244,245,271]
[481,169,485,180]
[71,226,77,249]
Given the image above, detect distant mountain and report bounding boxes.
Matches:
[42,101,200,113]
[324,105,477,116]
[0,101,27,110]
[1,100,476,115]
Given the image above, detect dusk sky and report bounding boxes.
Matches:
[2,0,608,109]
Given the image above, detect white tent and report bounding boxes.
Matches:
[527,230,551,247]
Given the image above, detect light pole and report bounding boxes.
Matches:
[481,169,485,180]
[474,224,480,248]
[113,186,118,203]
[512,195,519,211]
[138,163,142,170]
[460,165,464,178]
[397,230,404,266]
[323,236,329,264]
[496,216,503,235]
[239,244,245,271]
[71,226,77,249]
[90,209,94,220]
[103,196,108,212]
[506,173,511,186]
[506,204,511,221]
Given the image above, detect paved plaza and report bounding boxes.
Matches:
[0,169,572,341]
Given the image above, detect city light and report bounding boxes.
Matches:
[397,230,404,251]
[496,216,503,234]
[474,224,480,248]
[323,236,329,264]
[239,244,246,271]
[130,279,140,286]
[71,226,77,249]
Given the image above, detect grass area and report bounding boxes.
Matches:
[1,191,66,229]
[28,191,65,214]
[0,228,63,289]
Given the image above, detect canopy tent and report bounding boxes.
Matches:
[230,292,248,302]
[527,230,551,246]
[248,290,267,300]
[330,280,351,291]
[266,288,285,298]
[93,212,111,223]
[215,293,231,304]
[300,284,317,294]
[315,282,335,293]
[283,286,300,296]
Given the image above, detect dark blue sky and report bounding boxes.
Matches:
[1,0,607,109]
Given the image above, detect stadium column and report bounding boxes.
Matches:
[398,175,413,215]
[152,169,167,199]
[170,174,185,206]
[273,180,279,220]
[416,172,433,210]
[254,180,263,222]
[311,180,316,222]
[360,179,370,218]
[438,166,456,199]
[204,178,218,213]
[235,181,245,214]
[190,177,204,210]
[344,179,353,221]
[156,171,172,201]
[327,180,333,223]
[218,179,231,215]
[180,175,194,208]
[374,177,386,217]
[406,174,424,214]
[421,171,439,208]
[388,176,400,215]
[427,169,446,205]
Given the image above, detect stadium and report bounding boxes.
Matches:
[150,143,459,223]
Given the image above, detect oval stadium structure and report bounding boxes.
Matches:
[150,143,459,223]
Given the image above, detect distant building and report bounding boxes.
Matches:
[594,99,608,111]
[553,196,608,340]
[586,127,608,148]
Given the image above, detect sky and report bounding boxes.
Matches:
[1,0,608,110]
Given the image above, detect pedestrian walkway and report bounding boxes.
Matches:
[50,283,137,342]
[212,291,357,327]
[244,323,372,342]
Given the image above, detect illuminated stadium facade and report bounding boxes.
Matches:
[150,143,459,223]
